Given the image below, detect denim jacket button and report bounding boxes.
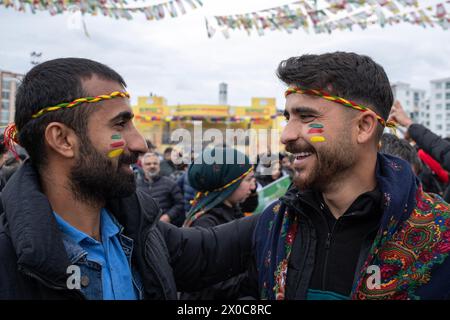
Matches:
[81,275,90,287]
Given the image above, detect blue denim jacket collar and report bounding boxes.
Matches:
[56,210,143,299]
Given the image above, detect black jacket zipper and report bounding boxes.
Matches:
[322,220,337,289]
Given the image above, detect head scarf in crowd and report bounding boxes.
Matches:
[183,147,252,227]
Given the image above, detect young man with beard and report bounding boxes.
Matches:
[0,58,256,299]
[252,52,450,300]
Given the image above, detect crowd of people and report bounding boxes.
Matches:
[0,52,449,300]
[129,145,294,228]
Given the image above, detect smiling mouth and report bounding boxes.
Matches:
[293,151,314,161]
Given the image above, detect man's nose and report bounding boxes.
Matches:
[127,127,148,154]
[281,121,300,145]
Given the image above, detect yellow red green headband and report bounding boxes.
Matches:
[285,86,396,129]
[3,91,130,158]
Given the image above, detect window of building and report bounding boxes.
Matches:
[1,91,9,100]
[1,110,9,121]
[436,83,442,89]
[446,82,450,89]
[436,104,443,110]
[447,103,450,110]
[436,114,443,120]
[437,125,443,130]
[436,93,442,99]
[1,100,9,110]
[1,79,10,89]
[426,121,430,126]
[446,93,450,100]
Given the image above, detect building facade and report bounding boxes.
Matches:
[132,95,284,157]
[0,70,23,126]
[429,77,450,138]
[391,81,427,126]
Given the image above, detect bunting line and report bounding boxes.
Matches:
[205,0,450,39]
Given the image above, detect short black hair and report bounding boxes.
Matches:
[277,52,393,140]
[15,58,126,170]
[164,147,173,155]
[380,133,422,174]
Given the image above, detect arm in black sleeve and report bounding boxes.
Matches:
[408,123,450,171]
[157,214,258,292]
[190,214,221,228]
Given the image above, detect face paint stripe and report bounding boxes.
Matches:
[108,148,124,158]
[110,141,125,148]
[309,123,324,129]
[307,128,324,134]
[111,134,122,140]
[310,136,326,143]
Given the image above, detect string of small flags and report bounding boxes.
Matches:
[204,0,450,38]
[134,114,279,123]
[0,0,204,21]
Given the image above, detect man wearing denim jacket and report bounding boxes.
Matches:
[0,58,256,300]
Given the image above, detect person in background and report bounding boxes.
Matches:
[240,165,260,215]
[138,152,185,226]
[181,147,256,299]
[378,133,446,194]
[379,133,422,175]
[280,152,295,178]
[389,100,450,201]
[159,147,176,177]
[256,160,283,189]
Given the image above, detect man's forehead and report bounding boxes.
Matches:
[81,76,131,117]
[285,93,336,113]
[144,155,159,162]
[82,75,125,95]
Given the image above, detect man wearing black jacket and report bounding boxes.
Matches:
[138,152,185,226]
[251,52,450,300]
[0,58,256,300]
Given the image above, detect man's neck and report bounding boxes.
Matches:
[145,174,158,182]
[41,171,104,241]
[321,157,377,220]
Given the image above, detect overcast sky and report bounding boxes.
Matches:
[1,0,449,109]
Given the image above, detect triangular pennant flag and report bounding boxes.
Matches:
[175,0,186,14]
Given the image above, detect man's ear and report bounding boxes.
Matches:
[356,112,378,144]
[44,122,78,159]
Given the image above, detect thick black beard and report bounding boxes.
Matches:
[69,139,138,205]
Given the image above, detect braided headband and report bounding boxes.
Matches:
[189,166,254,207]
[32,91,130,119]
[184,166,254,227]
[285,86,396,129]
[2,91,130,158]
